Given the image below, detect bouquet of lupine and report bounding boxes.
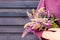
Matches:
[22,7,59,40]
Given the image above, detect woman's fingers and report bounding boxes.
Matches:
[42,28,60,40]
[42,31,54,39]
[48,28,60,32]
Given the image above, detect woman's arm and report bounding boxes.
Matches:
[42,28,60,40]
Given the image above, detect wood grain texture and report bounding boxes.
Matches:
[0,1,39,9]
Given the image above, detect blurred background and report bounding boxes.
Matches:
[0,0,39,40]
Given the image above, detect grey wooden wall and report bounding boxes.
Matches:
[0,0,40,40]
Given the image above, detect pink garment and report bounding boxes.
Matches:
[36,0,60,26]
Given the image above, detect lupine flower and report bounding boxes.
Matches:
[22,27,32,38]
[27,11,34,19]
[47,11,51,18]
[38,7,45,14]
[24,22,34,28]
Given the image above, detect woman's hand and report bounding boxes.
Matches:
[42,28,60,40]
[32,28,60,40]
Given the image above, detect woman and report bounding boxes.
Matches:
[33,0,60,40]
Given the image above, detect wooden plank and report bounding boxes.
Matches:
[0,25,34,34]
[0,1,39,9]
[0,18,31,25]
[0,26,24,33]
[0,34,39,40]
[0,26,33,34]
[0,9,31,12]
[0,9,32,17]
[0,0,39,2]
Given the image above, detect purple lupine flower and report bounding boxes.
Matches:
[47,11,51,18]
[48,20,53,23]
[22,26,32,38]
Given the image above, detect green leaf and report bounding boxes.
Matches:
[52,22,59,28]
[50,16,55,21]
[43,15,46,18]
